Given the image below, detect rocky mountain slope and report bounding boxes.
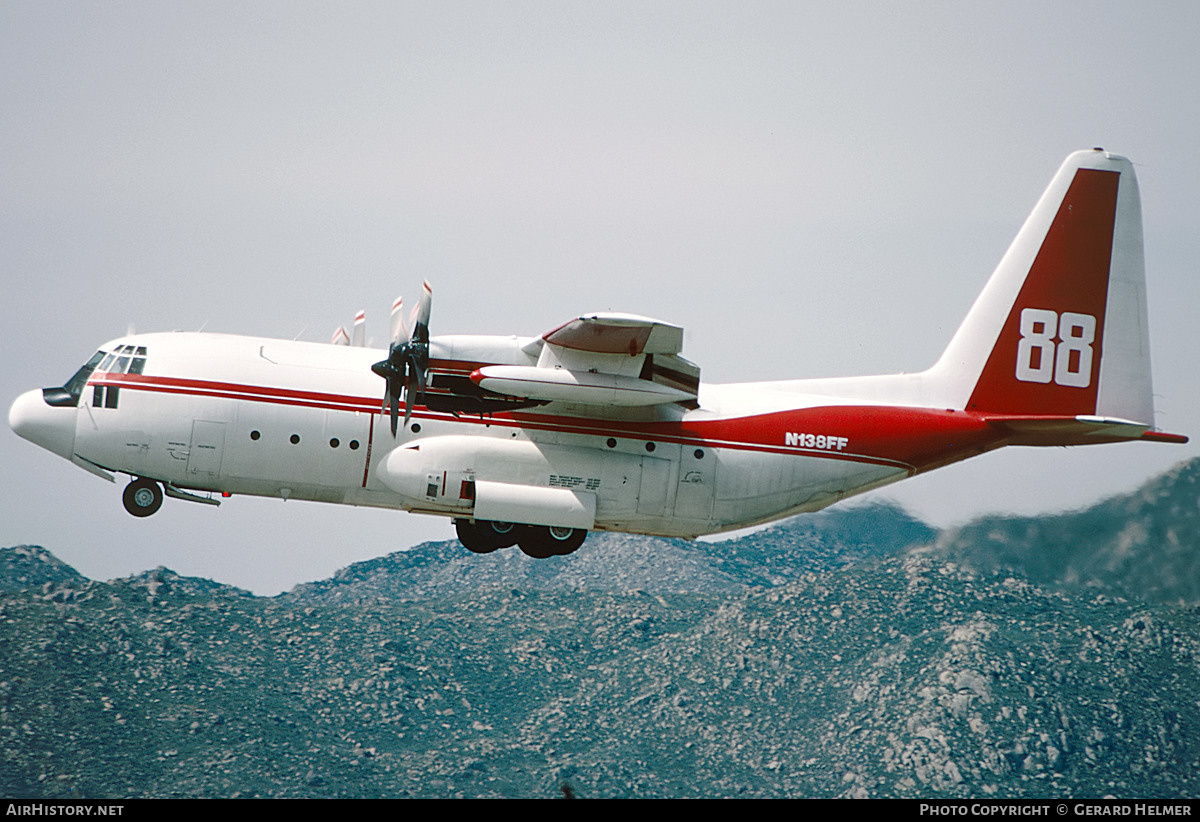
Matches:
[280,502,935,605]
[2,462,1197,798]
[919,458,1200,607]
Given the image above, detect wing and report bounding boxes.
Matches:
[472,312,700,409]
[541,312,684,355]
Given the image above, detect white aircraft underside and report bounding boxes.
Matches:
[8,150,1187,558]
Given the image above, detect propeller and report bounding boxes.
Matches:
[371,282,432,436]
[332,309,367,347]
[351,309,366,347]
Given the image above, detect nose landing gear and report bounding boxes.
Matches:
[122,478,163,517]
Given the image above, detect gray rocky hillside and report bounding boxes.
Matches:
[0,544,88,596]
[1,553,1196,798]
[280,501,934,605]
[1,459,1198,797]
[917,458,1200,607]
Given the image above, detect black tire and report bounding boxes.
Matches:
[518,526,587,558]
[455,519,520,553]
[123,478,163,518]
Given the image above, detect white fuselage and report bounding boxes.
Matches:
[37,330,963,538]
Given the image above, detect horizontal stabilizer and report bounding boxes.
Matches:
[1139,430,1190,444]
[984,414,1187,446]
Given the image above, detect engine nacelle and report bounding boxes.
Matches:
[378,435,650,529]
[470,365,694,406]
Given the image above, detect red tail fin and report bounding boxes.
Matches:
[928,149,1165,432]
[965,166,1119,415]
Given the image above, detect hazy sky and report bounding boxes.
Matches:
[4,1,1198,594]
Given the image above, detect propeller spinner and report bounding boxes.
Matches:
[371,282,432,436]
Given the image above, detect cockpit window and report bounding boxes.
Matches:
[128,347,147,374]
[41,346,151,408]
[100,345,147,376]
[42,350,105,407]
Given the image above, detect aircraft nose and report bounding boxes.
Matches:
[9,389,77,460]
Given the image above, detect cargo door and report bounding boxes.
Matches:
[186,421,226,485]
[637,455,673,516]
[674,446,716,522]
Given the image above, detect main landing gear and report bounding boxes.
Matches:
[454,519,588,558]
[122,478,163,517]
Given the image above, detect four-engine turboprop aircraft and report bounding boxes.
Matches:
[8,149,1188,558]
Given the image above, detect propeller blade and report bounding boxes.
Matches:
[389,296,407,345]
[402,364,415,429]
[389,377,401,436]
[371,355,401,437]
[401,345,430,430]
[352,310,366,347]
[410,281,432,342]
[408,349,428,394]
[373,283,433,437]
[331,325,350,346]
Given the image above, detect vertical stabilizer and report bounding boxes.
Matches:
[931,149,1154,425]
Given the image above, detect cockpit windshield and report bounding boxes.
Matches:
[99,345,147,376]
[42,351,105,407]
[41,345,149,408]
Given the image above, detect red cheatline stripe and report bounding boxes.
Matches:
[86,371,1003,470]
[93,373,379,413]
